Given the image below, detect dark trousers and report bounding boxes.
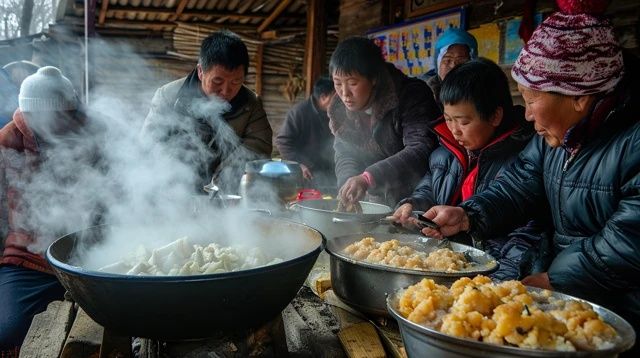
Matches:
[0,265,65,351]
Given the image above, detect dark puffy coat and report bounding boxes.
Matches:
[275,97,335,187]
[400,107,550,280]
[403,106,532,210]
[461,56,640,333]
[329,64,441,206]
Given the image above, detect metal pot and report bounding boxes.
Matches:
[326,233,497,316]
[289,199,393,240]
[239,160,304,204]
[387,286,636,357]
[46,217,324,340]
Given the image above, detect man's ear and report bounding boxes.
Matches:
[197,64,203,81]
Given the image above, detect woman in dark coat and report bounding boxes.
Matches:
[393,59,548,280]
[421,2,640,353]
[329,37,441,207]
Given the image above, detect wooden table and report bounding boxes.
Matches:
[19,286,404,358]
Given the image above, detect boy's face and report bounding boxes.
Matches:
[443,101,501,151]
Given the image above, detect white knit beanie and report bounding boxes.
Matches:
[19,66,78,112]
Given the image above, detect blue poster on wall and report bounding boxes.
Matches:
[503,13,544,64]
[367,7,466,77]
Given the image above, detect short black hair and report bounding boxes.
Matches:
[329,37,385,81]
[199,30,249,74]
[440,58,513,121]
[312,76,334,99]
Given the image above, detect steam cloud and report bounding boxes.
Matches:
[3,39,312,271]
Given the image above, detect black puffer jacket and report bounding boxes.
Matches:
[461,56,640,333]
[404,106,532,210]
[400,107,550,280]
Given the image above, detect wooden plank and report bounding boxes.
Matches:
[257,0,294,33]
[255,43,264,97]
[374,321,407,358]
[60,308,103,358]
[99,329,132,358]
[98,0,109,25]
[338,322,386,358]
[303,0,327,97]
[169,0,190,22]
[19,300,75,358]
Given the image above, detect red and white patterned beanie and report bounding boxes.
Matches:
[511,0,623,96]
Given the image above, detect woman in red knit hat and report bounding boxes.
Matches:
[418,1,640,353]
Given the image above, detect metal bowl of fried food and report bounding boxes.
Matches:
[325,233,497,316]
[387,281,636,357]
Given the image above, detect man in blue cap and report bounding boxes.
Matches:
[420,28,478,109]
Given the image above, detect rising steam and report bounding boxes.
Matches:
[2,38,310,270]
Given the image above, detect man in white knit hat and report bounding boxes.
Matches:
[0,66,83,354]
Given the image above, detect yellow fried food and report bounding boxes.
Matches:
[397,276,618,352]
[342,237,471,272]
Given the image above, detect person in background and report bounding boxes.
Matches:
[329,37,441,207]
[0,69,18,129]
[0,61,40,129]
[419,28,478,109]
[420,1,640,352]
[393,58,549,280]
[142,30,272,193]
[0,66,85,355]
[276,76,336,193]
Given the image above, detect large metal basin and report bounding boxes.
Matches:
[289,199,393,240]
[387,286,636,357]
[326,233,497,316]
[46,216,324,340]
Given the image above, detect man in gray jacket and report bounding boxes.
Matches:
[142,30,272,193]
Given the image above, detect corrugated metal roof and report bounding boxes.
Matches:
[84,0,311,32]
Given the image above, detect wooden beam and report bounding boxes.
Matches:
[98,0,109,25]
[257,0,294,33]
[303,0,327,97]
[170,0,190,22]
[255,43,264,96]
[105,6,303,21]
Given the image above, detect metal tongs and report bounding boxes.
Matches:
[412,212,450,248]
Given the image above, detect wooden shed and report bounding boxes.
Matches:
[1,0,638,142]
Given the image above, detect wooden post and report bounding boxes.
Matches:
[98,0,109,25]
[303,0,327,97]
[255,43,264,97]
